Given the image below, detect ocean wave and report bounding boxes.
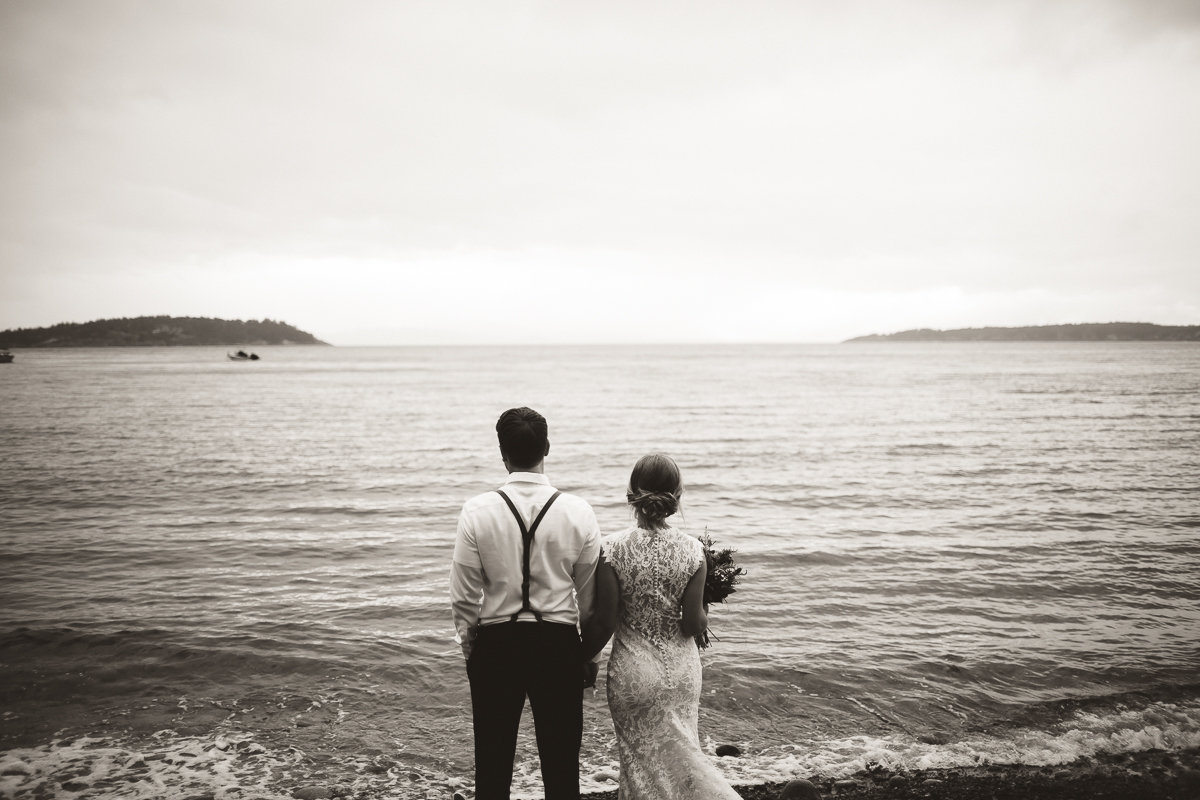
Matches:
[0,626,448,688]
[6,342,1200,788]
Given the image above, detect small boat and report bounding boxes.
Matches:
[227,350,260,361]
[0,350,12,363]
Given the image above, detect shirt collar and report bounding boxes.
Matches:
[504,472,551,486]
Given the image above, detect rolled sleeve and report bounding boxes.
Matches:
[450,507,484,658]
[572,512,602,661]
[450,561,484,658]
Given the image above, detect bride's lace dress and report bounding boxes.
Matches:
[604,527,740,800]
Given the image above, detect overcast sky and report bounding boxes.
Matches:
[2,0,1198,343]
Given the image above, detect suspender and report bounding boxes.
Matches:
[495,489,561,623]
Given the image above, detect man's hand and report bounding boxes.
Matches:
[582,660,599,689]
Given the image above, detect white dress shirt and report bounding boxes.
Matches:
[450,472,601,659]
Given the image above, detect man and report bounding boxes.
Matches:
[450,407,602,800]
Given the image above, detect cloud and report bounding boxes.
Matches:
[1,1,1198,337]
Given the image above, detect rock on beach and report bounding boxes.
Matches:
[777,778,820,800]
[291,785,351,800]
[292,787,333,800]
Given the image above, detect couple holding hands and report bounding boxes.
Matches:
[450,407,740,800]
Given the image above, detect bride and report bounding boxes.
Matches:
[582,454,740,800]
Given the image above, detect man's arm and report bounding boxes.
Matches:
[450,562,484,660]
[450,508,484,662]
[572,510,602,666]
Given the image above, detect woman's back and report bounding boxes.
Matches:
[605,526,703,646]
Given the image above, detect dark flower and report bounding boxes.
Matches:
[696,529,745,649]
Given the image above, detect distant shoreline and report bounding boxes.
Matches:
[0,315,329,348]
[845,322,1200,343]
[1,343,330,349]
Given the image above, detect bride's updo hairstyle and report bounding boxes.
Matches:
[627,453,683,530]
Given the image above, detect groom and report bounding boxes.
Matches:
[450,407,602,800]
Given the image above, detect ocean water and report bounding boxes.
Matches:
[2,343,1199,798]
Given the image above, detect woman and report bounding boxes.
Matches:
[583,454,740,800]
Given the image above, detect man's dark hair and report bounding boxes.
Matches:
[496,407,548,470]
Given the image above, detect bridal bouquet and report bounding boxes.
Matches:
[696,529,745,650]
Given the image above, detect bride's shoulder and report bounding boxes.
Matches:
[668,528,706,558]
[601,528,637,568]
[603,527,636,550]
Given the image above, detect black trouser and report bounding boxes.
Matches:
[466,621,583,800]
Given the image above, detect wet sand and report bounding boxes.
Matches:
[747,747,1200,799]
[591,747,1200,800]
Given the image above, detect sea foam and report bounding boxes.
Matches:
[1,698,1198,799]
[0,731,291,800]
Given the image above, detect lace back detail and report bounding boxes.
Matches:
[606,527,702,646]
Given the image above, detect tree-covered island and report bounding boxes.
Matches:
[846,322,1200,342]
[0,316,329,347]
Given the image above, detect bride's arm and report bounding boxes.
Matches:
[581,559,619,662]
[680,560,708,638]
